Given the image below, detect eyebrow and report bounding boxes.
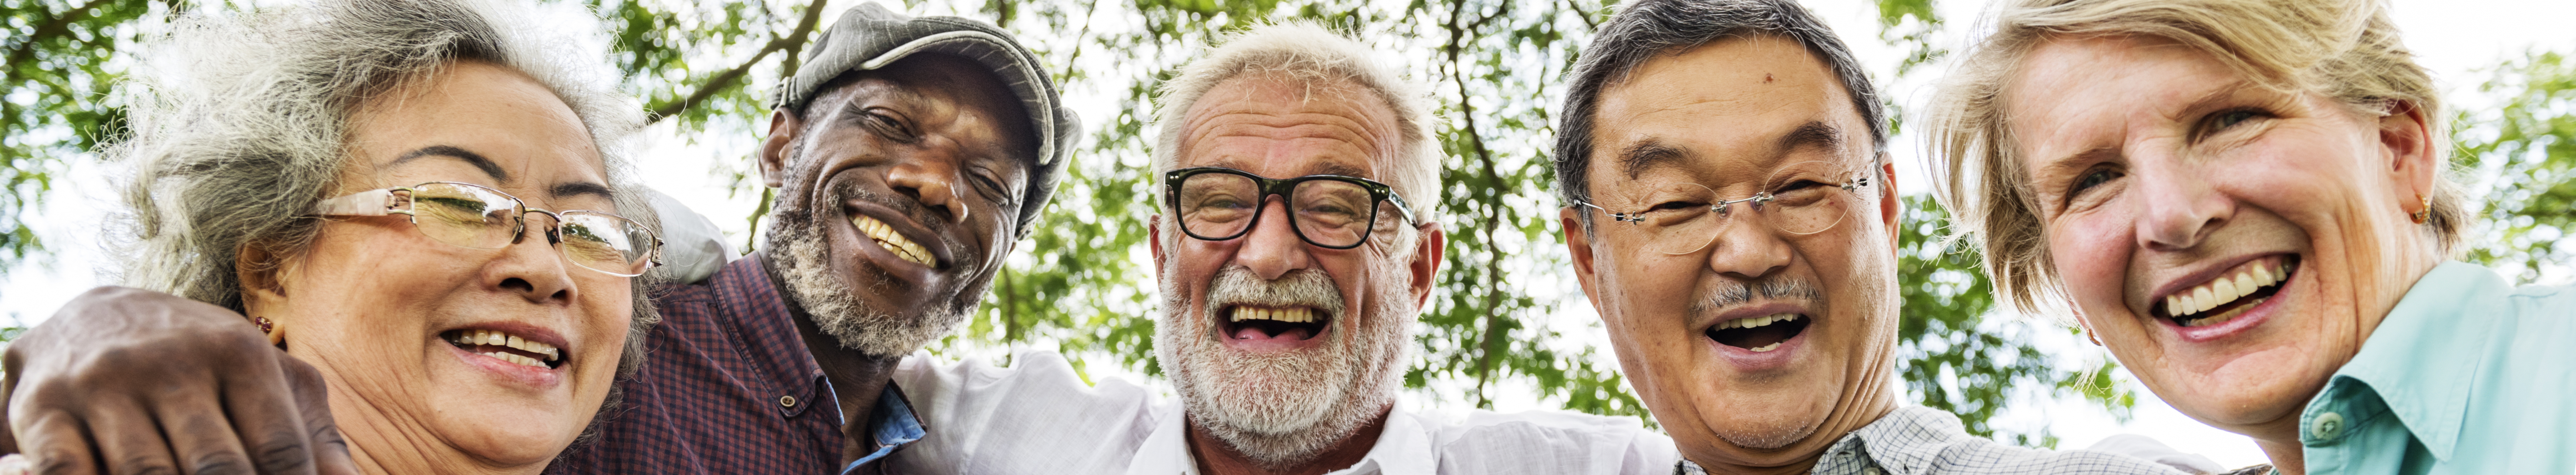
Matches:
[391,146,509,182]
[1614,140,1688,179]
[550,181,615,202]
[1779,121,1845,155]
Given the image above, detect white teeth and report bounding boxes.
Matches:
[2168,259,2295,320]
[1229,307,1319,323]
[1717,313,1802,330]
[851,215,935,267]
[1747,342,1781,352]
[450,329,561,365]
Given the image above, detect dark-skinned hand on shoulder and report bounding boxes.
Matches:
[0,286,357,475]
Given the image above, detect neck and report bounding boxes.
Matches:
[2256,438,2307,475]
[762,252,908,468]
[1186,409,1390,475]
[325,383,547,475]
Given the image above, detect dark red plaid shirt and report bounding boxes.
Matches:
[545,256,847,474]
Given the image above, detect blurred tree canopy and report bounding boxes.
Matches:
[7,0,2574,449]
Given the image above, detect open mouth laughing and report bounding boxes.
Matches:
[851,214,936,267]
[441,328,565,370]
[1222,305,1331,343]
[1706,313,1810,353]
[2155,255,2298,328]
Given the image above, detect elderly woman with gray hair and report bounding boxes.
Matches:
[1928,0,2574,474]
[0,0,661,473]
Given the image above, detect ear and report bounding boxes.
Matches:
[1562,207,1604,306]
[1879,160,1902,254]
[758,109,802,189]
[2376,100,2437,202]
[235,243,289,324]
[1406,222,1447,309]
[1148,214,1167,280]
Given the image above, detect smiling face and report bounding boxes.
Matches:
[757,54,1034,357]
[239,60,632,472]
[1149,74,1443,466]
[1562,36,1901,469]
[2004,34,2442,441]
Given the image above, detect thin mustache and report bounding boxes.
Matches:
[1690,278,1823,315]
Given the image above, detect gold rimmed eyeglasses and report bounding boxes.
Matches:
[311,181,663,277]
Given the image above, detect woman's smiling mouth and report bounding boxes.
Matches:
[2157,255,2298,328]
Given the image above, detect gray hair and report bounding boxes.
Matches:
[1553,0,1886,214]
[1151,23,1440,225]
[106,0,660,375]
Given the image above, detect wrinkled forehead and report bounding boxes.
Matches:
[347,60,613,209]
[1588,37,1869,187]
[1176,75,1401,180]
[804,55,1040,161]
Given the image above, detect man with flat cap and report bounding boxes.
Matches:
[0,4,1079,474]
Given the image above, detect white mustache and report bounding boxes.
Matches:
[1203,266,1346,328]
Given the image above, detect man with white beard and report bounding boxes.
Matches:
[880,23,1675,475]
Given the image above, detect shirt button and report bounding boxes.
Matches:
[1862,468,1882,475]
[779,395,798,407]
[2310,411,2345,440]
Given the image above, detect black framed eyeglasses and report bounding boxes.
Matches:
[1163,166,1418,250]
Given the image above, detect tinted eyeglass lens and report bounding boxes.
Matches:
[407,183,520,249]
[1175,172,1262,240]
[1290,179,1377,247]
[557,211,655,276]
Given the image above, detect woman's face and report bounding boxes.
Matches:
[2004,35,2440,439]
[242,60,631,472]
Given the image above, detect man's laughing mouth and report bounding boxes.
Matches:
[1706,313,1810,353]
[1222,305,1332,343]
[851,214,936,268]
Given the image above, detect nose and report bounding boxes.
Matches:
[1233,196,1315,280]
[491,217,580,305]
[885,142,968,223]
[1704,213,1791,280]
[2130,153,2230,252]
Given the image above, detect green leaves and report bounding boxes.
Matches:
[1896,195,2131,446]
[2458,50,2576,284]
[0,0,177,277]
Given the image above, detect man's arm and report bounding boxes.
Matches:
[0,286,355,475]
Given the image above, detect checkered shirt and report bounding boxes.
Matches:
[545,256,849,474]
[1674,406,2188,475]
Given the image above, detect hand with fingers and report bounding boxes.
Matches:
[0,286,358,475]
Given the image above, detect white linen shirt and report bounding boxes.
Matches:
[883,350,1677,475]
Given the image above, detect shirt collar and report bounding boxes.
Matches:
[2310,260,2504,460]
[839,384,927,474]
[1831,406,1976,475]
[1126,405,1433,475]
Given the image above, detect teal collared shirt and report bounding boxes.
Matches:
[2298,261,2575,475]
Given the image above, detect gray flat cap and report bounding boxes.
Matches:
[774,2,1078,235]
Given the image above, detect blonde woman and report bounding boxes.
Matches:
[1927,0,2572,474]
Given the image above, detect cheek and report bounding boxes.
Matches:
[2049,212,2135,307]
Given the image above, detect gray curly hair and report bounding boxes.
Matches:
[105,0,661,376]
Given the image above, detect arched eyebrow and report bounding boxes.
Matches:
[551,181,614,202]
[1779,120,1844,155]
[1614,139,1687,179]
[392,145,509,182]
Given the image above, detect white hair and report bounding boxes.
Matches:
[106,0,658,374]
[1151,23,1440,223]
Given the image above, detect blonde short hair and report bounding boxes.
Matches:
[1925,0,2463,313]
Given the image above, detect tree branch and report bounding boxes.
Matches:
[645,0,831,124]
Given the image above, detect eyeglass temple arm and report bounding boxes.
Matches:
[312,188,403,216]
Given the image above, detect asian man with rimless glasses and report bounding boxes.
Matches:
[1553,0,2196,474]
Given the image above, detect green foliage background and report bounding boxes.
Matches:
[5,0,2574,448]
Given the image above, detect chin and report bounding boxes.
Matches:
[435,399,590,466]
[2151,344,2330,431]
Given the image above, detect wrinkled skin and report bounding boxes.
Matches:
[2004,34,2441,474]
[1561,36,1902,474]
[1148,75,1444,475]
